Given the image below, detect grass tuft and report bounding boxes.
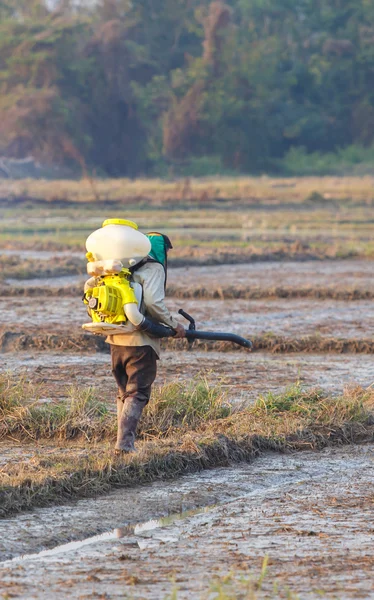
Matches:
[141,377,231,438]
[0,375,229,441]
[0,378,373,516]
[255,384,325,414]
[0,377,111,440]
[256,383,374,424]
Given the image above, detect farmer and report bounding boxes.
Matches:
[85,231,185,454]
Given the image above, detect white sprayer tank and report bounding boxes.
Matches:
[86,219,151,268]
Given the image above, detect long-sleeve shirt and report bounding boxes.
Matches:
[85,261,179,358]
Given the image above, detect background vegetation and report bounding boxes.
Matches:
[1,0,374,177]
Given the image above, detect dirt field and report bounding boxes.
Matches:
[3,259,374,295]
[1,184,374,598]
[2,288,374,339]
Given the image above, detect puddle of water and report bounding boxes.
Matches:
[3,446,372,564]
[0,455,313,562]
[6,530,117,563]
[5,505,214,564]
[1,446,373,599]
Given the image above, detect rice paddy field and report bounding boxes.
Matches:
[1,176,374,599]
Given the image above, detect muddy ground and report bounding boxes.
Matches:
[0,445,373,599]
[1,350,374,408]
[1,295,373,341]
[3,259,374,292]
[170,260,374,291]
[2,259,374,407]
[2,223,374,599]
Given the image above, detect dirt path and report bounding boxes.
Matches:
[0,445,373,599]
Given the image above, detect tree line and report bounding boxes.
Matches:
[0,0,373,177]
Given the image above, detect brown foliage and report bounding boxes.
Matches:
[163,1,231,159]
[86,19,132,96]
[96,19,123,46]
[322,38,355,56]
[203,1,231,67]
[0,88,66,161]
[163,82,205,158]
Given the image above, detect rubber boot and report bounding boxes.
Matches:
[115,396,144,453]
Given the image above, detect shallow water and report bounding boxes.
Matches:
[1,445,373,598]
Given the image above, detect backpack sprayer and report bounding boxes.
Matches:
[82,219,252,350]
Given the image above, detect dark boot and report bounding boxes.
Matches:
[115,395,144,453]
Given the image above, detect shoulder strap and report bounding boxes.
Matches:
[129,256,168,291]
[129,257,149,274]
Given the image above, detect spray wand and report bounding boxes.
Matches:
[139,308,252,349]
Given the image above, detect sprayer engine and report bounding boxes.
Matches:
[83,271,138,325]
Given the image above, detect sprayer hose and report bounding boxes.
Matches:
[185,330,252,349]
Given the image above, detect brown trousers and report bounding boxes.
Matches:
[110,345,158,405]
[110,345,158,450]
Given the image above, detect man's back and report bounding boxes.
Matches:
[106,260,179,356]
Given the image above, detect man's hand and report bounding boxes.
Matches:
[174,323,186,338]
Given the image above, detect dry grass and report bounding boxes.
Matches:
[167,335,374,355]
[2,176,374,205]
[2,181,374,272]
[1,242,372,275]
[0,379,373,516]
[2,283,374,302]
[0,379,111,441]
[0,375,230,442]
[0,285,83,297]
[167,284,374,301]
[141,377,231,437]
[167,243,371,265]
[0,330,109,353]
[2,329,374,354]
[0,254,84,280]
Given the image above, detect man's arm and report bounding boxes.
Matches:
[141,263,185,336]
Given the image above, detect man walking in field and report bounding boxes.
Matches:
[85,232,185,454]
